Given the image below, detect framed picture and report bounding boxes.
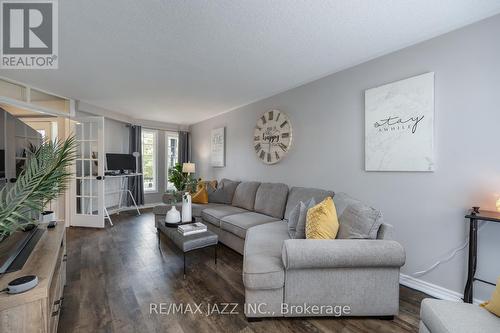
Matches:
[365,72,434,171]
[211,127,225,167]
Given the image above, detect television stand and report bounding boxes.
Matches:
[0,222,66,332]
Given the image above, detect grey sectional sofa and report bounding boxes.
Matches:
[153,179,406,318]
[419,298,500,333]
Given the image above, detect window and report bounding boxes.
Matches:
[166,132,179,190]
[142,129,157,192]
[36,129,46,139]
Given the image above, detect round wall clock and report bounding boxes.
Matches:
[253,109,293,164]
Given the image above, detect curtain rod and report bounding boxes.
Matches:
[125,123,189,133]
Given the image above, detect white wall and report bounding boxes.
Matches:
[103,117,130,208]
[103,118,171,206]
[105,117,129,154]
[77,108,171,206]
[190,15,500,301]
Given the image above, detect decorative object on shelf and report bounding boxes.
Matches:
[365,72,435,171]
[40,210,55,223]
[166,206,181,224]
[0,136,76,239]
[177,222,207,236]
[210,127,225,167]
[254,109,293,165]
[181,192,192,222]
[6,275,39,294]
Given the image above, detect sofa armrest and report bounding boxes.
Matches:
[281,239,405,270]
[153,204,172,216]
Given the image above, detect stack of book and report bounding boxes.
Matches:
[178,222,207,236]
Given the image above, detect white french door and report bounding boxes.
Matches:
[70,117,105,228]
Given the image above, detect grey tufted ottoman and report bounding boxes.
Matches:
[157,219,218,278]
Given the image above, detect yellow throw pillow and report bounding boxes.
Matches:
[192,183,208,204]
[306,197,339,239]
[480,277,500,317]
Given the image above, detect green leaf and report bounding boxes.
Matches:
[0,136,76,237]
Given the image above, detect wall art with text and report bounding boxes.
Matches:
[211,127,225,167]
[365,72,434,171]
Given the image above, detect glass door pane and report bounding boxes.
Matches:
[75,121,98,217]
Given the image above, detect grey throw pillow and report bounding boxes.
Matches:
[287,202,301,238]
[294,198,316,239]
[337,202,383,239]
[207,179,240,204]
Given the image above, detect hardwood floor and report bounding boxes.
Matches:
[59,209,428,333]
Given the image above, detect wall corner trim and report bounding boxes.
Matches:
[399,274,484,305]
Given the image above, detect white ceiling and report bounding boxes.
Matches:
[2,0,500,125]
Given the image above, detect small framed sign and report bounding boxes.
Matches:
[211,127,225,167]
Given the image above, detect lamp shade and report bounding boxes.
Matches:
[182,162,196,174]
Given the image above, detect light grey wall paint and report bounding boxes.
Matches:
[104,117,129,154]
[76,109,168,205]
[190,15,500,300]
[103,117,129,208]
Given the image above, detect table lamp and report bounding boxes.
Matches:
[182,162,195,175]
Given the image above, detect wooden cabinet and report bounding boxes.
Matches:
[0,223,66,333]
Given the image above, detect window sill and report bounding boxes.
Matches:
[144,190,159,194]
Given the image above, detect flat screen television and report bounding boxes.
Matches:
[106,153,136,172]
[0,227,45,274]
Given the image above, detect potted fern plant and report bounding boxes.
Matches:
[167,163,197,196]
[0,136,76,241]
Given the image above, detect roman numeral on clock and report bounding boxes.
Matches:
[261,116,267,124]
[280,120,288,128]
[281,132,289,139]
[278,143,287,152]
[254,136,260,141]
[275,151,280,160]
[254,143,261,152]
[275,113,281,122]
[267,153,271,163]
[259,150,266,160]
[268,110,273,120]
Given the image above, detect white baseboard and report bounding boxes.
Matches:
[107,202,160,215]
[400,274,484,304]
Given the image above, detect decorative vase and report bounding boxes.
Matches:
[40,211,55,224]
[182,192,192,222]
[166,206,181,223]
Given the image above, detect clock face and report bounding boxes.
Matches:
[254,110,292,164]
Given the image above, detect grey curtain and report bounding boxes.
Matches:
[178,131,190,164]
[128,125,144,206]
